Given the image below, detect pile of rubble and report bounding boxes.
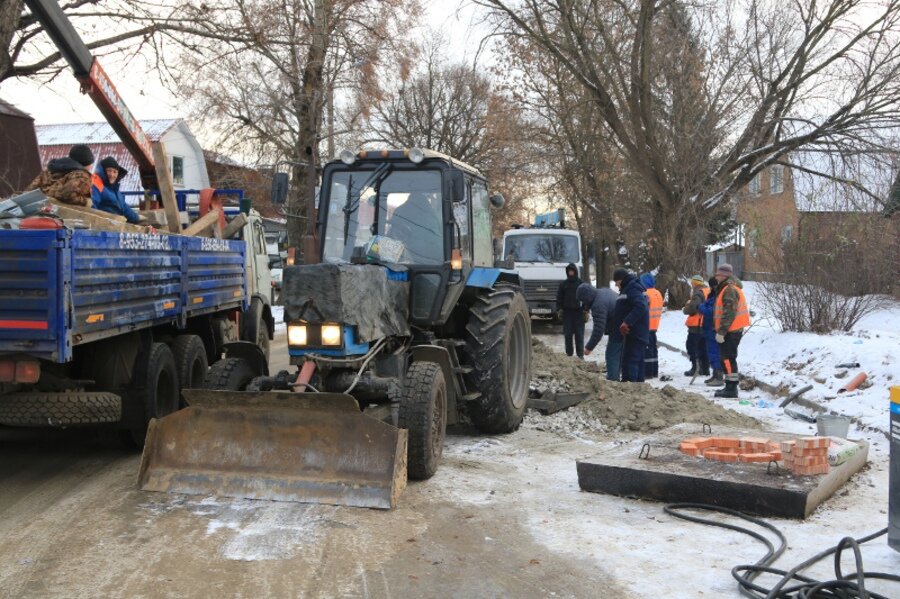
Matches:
[525,339,759,436]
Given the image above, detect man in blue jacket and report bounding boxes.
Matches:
[613,268,650,382]
[91,156,145,224]
[698,277,725,387]
[576,281,620,380]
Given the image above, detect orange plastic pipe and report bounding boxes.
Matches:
[838,372,867,393]
[293,361,316,392]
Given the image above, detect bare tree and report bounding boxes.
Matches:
[361,38,538,233]
[171,0,419,248]
[480,0,900,291]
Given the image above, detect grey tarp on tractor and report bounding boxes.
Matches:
[282,263,410,342]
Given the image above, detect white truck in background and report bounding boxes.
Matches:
[500,209,584,321]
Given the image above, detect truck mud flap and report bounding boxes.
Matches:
[137,390,407,509]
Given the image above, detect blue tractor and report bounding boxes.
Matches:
[139,149,532,509]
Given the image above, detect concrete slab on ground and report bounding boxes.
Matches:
[576,423,869,518]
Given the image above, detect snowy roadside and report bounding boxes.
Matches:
[527,291,899,597]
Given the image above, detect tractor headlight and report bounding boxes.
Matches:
[321,323,342,346]
[408,147,425,164]
[339,149,356,165]
[288,323,308,346]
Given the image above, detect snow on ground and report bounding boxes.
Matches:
[528,287,899,597]
[272,305,285,332]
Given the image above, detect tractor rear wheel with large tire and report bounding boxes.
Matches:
[462,286,531,434]
[399,361,447,480]
[204,357,256,391]
[128,342,180,446]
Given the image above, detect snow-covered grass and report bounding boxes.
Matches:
[654,282,898,438]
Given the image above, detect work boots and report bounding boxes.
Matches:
[704,369,725,387]
[699,358,710,376]
[683,361,698,377]
[714,379,739,399]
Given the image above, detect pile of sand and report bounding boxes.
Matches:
[527,339,759,435]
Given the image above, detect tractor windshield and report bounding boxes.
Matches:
[322,169,445,265]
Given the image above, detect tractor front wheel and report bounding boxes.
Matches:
[399,361,447,480]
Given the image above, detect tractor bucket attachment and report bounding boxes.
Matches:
[137,390,408,509]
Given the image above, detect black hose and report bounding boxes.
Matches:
[664,503,900,598]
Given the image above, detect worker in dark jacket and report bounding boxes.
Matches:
[556,263,584,358]
[91,156,144,224]
[576,282,620,379]
[613,268,650,382]
[682,275,710,377]
[26,144,94,206]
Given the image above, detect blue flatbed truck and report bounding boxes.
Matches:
[0,220,275,444]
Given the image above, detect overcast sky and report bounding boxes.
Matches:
[2,0,492,132]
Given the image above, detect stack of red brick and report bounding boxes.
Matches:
[781,438,831,475]
[679,437,782,463]
[678,435,832,476]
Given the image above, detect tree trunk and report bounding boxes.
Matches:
[287,0,328,261]
[0,0,24,82]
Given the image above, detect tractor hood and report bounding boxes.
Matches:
[282,263,410,343]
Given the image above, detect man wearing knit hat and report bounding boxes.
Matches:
[712,263,751,398]
[612,268,650,382]
[682,275,710,379]
[25,144,94,206]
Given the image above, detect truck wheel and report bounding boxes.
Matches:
[172,335,208,406]
[204,357,255,391]
[399,361,447,480]
[462,287,531,434]
[129,342,180,446]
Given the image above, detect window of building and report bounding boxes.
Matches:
[172,156,185,185]
[770,165,784,195]
[781,224,793,243]
[748,174,761,195]
[748,227,759,258]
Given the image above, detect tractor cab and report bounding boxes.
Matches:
[317,148,502,325]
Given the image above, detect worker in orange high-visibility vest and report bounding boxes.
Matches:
[682,275,710,378]
[640,273,663,379]
[712,263,751,398]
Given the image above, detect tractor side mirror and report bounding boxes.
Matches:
[490,193,505,208]
[451,171,466,203]
[271,172,289,205]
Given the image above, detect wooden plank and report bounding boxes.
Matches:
[221,213,247,239]
[182,208,222,237]
[51,204,145,233]
[49,199,126,222]
[151,142,183,233]
[139,209,168,227]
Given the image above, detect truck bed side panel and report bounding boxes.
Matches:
[183,237,247,317]
[70,231,182,339]
[0,230,66,361]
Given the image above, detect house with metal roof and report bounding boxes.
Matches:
[35,118,209,193]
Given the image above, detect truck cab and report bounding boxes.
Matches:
[501,211,583,319]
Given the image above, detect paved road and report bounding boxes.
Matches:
[0,328,631,599]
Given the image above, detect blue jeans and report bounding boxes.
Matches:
[605,338,623,381]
